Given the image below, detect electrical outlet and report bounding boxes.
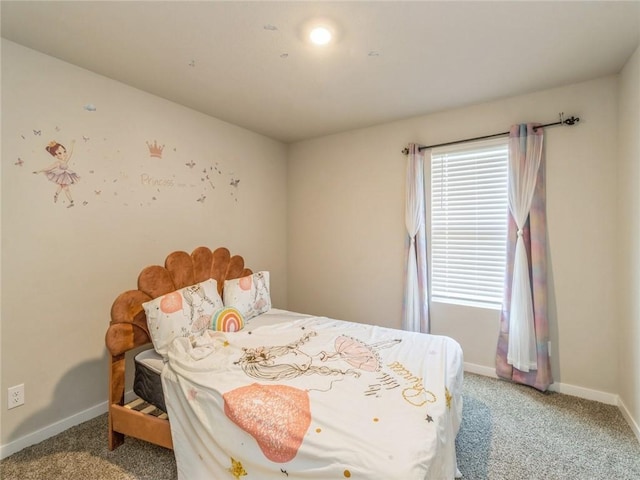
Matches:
[8,384,25,409]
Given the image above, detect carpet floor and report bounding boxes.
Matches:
[2,373,639,479]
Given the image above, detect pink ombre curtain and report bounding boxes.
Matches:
[401,144,430,333]
[496,124,553,391]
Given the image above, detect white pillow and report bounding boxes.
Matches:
[223,271,271,320]
[143,278,223,357]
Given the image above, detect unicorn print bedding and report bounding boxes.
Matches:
[161,308,464,480]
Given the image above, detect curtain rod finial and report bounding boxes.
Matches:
[402,147,409,155]
[563,116,579,126]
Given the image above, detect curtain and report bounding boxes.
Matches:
[496,124,553,391]
[402,144,430,333]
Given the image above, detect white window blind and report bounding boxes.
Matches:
[430,138,508,308]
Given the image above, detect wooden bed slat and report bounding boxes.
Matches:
[110,405,173,449]
[125,398,145,410]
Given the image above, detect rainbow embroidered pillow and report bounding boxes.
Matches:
[210,307,245,332]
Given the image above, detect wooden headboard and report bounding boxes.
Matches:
[106,246,252,357]
[104,246,252,450]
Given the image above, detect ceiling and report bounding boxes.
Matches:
[2,1,639,144]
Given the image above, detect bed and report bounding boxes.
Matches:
[105,246,464,479]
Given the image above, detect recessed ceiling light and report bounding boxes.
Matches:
[309,26,332,46]
[299,18,339,46]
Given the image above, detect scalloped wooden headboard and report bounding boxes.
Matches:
[106,246,252,356]
[104,246,253,450]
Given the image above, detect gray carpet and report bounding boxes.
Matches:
[2,373,639,479]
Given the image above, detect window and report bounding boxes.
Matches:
[430,138,508,308]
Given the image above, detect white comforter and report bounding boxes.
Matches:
[162,309,464,480]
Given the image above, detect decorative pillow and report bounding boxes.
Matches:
[143,278,223,357]
[223,271,271,321]
[210,307,245,332]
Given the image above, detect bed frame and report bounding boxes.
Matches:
[105,246,252,450]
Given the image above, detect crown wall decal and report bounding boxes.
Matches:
[146,140,165,158]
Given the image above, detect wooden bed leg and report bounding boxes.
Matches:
[108,413,125,450]
[108,353,126,450]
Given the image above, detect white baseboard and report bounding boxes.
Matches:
[548,380,618,405]
[0,401,107,460]
[463,362,498,379]
[464,362,618,405]
[0,390,136,461]
[463,362,640,440]
[618,396,640,444]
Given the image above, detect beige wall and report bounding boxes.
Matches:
[618,44,640,436]
[0,40,289,447]
[288,76,621,396]
[2,37,638,453]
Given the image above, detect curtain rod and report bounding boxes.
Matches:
[402,113,580,155]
